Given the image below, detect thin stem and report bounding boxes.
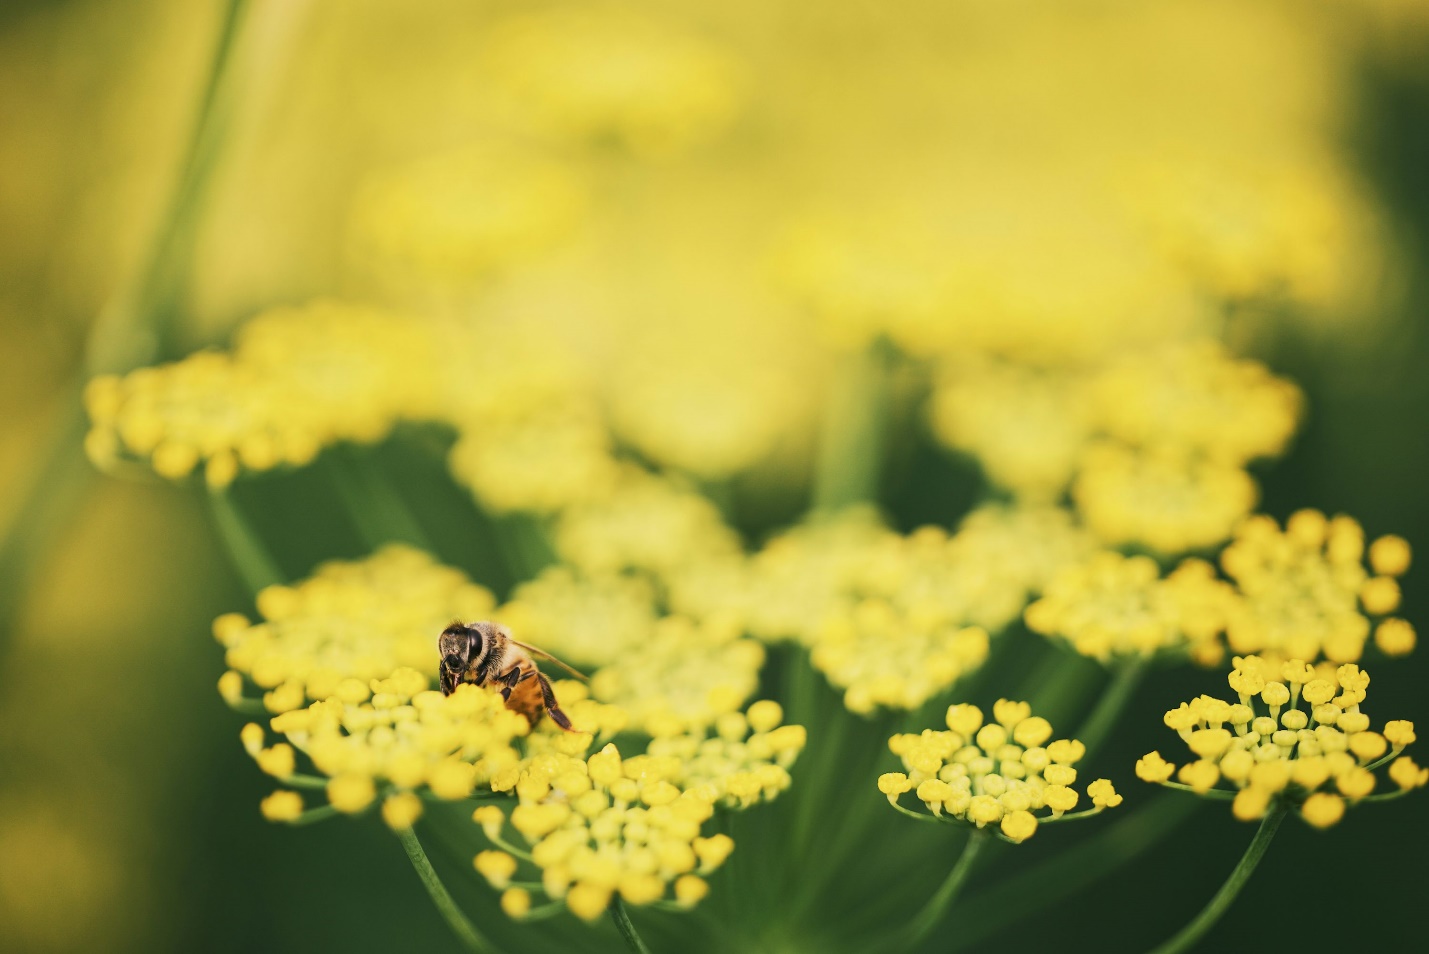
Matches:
[811,340,894,512]
[207,490,284,594]
[397,826,499,954]
[288,804,341,826]
[327,450,432,550]
[903,831,989,948]
[1156,781,1237,800]
[608,896,653,954]
[1076,654,1149,758]
[948,793,1202,953]
[1148,803,1288,954]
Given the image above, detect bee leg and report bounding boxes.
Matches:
[439,668,457,696]
[537,672,575,731]
[498,666,523,702]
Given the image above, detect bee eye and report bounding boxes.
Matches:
[442,653,464,671]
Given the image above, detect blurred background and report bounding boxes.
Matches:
[2,0,1428,951]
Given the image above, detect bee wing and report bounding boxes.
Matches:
[509,640,589,682]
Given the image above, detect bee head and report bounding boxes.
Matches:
[438,621,498,674]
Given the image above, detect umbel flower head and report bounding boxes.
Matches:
[880,700,1121,843]
[1025,551,1234,665]
[471,700,803,922]
[1220,510,1414,664]
[1137,656,1426,827]
[729,504,1096,714]
[215,545,496,712]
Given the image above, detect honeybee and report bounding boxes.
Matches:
[438,621,583,731]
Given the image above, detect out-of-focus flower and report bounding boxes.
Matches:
[215,545,495,709]
[1025,552,1234,665]
[589,616,765,734]
[1073,443,1258,554]
[446,404,621,515]
[553,470,742,579]
[1088,341,1302,465]
[643,701,806,807]
[928,359,1093,500]
[347,141,587,288]
[882,700,1119,843]
[480,4,745,158]
[1126,153,1381,309]
[496,567,658,671]
[1220,511,1413,665]
[84,302,438,487]
[1138,656,1424,826]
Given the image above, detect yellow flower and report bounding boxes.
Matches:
[1073,443,1257,555]
[348,141,586,287]
[1221,511,1409,665]
[475,851,519,890]
[1389,758,1429,791]
[260,791,304,823]
[554,471,742,579]
[217,546,494,707]
[480,4,745,157]
[1140,656,1421,826]
[381,793,424,830]
[883,700,1118,839]
[500,888,532,919]
[497,566,658,670]
[1026,551,1233,662]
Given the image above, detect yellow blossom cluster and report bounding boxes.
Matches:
[880,700,1121,843]
[553,470,743,579]
[250,674,527,824]
[347,140,587,290]
[1220,510,1414,664]
[641,701,806,808]
[479,4,745,158]
[496,567,659,670]
[83,302,439,487]
[1137,656,1425,827]
[215,545,496,712]
[927,359,1093,501]
[925,341,1298,554]
[1025,552,1235,665]
[473,700,802,923]
[588,616,766,734]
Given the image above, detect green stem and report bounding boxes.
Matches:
[328,450,432,550]
[947,793,1201,952]
[1076,654,1149,758]
[903,831,988,948]
[608,896,653,954]
[397,826,499,954]
[1148,803,1288,954]
[811,341,894,512]
[207,490,284,594]
[288,804,341,826]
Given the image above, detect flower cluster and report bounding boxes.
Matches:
[83,302,438,487]
[1025,552,1235,665]
[347,141,587,289]
[215,545,496,712]
[479,4,745,158]
[926,341,1299,555]
[1136,656,1426,827]
[471,700,802,922]
[1220,510,1413,664]
[880,701,1121,843]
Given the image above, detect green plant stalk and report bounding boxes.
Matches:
[903,830,988,948]
[397,826,500,954]
[608,897,653,954]
[0,0,252,669]
[1148,804,1288,954]
[948,793,1202,952]
[327,449,432,550]
[811,341,894,512]
[1075,654,1149,759]
[207,490,285,594]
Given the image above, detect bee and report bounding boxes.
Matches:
[437,621,583,731]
